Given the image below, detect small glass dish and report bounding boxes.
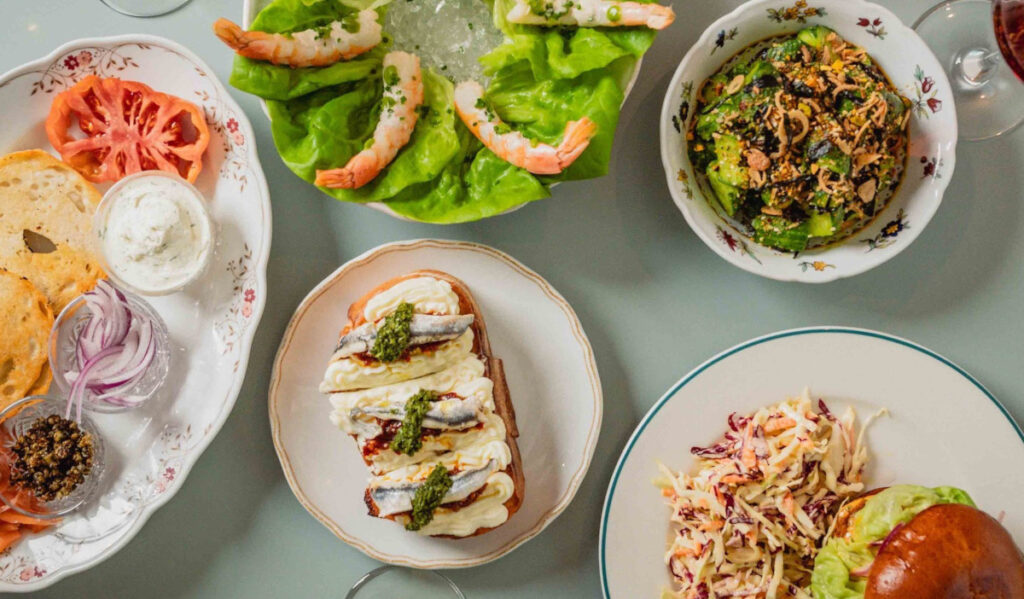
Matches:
[0,396,105,519]
[48,287,171,414]
[346,566,465,599]
[93,171,215,297]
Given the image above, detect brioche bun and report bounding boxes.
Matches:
[866,503,1024,599]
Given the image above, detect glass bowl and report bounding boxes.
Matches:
[0,396,105,519]
[345,566,464,599]
[93,171,215,297]
[48,287,170,414]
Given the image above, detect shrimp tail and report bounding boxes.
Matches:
[643,4,675,29]
[555,118,598,169]
[316,152,378,190]
[315,166,357,189]
[213,18,251,52]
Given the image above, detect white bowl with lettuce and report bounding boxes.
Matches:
[238,0,651,223]
[661,0,957,283]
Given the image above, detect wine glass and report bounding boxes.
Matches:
[99,0,192,18]
[914,0,1024,141]
[345,566,465,599]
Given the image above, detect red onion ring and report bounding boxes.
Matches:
[62,281,159,417]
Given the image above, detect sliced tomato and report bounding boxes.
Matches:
[45,75,211,183]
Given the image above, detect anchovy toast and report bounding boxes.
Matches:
[325,270,524,538]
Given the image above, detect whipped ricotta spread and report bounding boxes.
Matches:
[363,276,461,322]
[96,173,212,295]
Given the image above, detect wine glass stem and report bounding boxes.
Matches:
[953,47,1003,86]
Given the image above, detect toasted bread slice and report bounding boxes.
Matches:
[0,270,54,410]
[0,150,104,313]
[334,270,524,538]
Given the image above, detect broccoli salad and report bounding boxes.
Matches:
[687,26,911,252]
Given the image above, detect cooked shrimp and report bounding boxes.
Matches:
[453,81,597,176]
[212,11,382,68]
[506,0,675,30]
[315,52,424,189]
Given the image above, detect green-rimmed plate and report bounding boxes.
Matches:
[599,327,1024,598]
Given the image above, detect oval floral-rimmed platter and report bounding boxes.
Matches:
[269,239,602,567]
[0,36,271,591]
[661,0,958,283]
[600,327,1024,598]
[241,0,644,222]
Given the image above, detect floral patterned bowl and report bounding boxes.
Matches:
[0,36,270,591]
[661,0,957,283]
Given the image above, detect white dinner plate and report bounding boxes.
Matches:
[600,327,1024,598]
[269,239,602,567]
[0,36,271,591]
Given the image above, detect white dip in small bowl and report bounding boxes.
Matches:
[95,171,214,295]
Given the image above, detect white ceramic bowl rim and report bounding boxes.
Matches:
[598,326,1024,598]
[660,0,959,283]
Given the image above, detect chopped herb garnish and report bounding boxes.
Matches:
[391,389,438,456]
[383,65,400,87]
[406,464,453,531]
[370,302,414,362]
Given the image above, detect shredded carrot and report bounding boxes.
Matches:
[700,520,725,532]
[764,417,797,433]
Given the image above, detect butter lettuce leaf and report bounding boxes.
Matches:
[269,69,463,204]
[810,485,975,599]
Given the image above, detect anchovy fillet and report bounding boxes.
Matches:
[352,397,483,430]
[334,314,475,358]
[369,459,497,517]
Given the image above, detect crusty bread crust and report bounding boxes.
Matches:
[343,269,524,538]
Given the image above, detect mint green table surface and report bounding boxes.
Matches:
[4,0,1022,596]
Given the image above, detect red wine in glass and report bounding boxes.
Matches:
[915,0,1024,140]
[995,0,1024,81]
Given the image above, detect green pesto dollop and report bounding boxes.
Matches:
[391,389,438,456]
[407,464,453,531]
[370,302,414,362]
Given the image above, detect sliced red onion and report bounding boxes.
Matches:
[61,280,160,417]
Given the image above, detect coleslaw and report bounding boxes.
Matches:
[655,391,875,599]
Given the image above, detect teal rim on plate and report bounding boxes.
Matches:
[598,326,1024,598]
